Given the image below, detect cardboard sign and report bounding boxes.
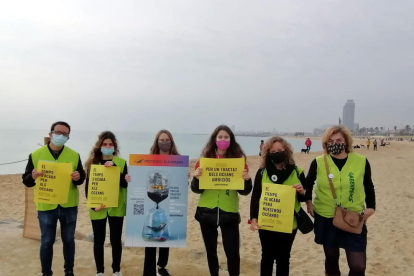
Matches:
[199,158,244,190]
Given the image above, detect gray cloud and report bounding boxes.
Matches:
[1,0,413,133]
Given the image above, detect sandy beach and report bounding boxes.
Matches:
[1,139,414,275]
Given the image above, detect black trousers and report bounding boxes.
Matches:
[143,247,170,276]
[306,146,311,151]
[91,216,124,273]
[200,222,240,276]
[258,229,297,276]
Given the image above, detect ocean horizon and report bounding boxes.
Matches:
[0,129,322,175]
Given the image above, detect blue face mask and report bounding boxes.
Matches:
[51,134,68,147]
[101,147,115,156]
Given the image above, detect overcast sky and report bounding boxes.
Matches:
[1,0,413,133]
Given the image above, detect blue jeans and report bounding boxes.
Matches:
[38,206,78,275]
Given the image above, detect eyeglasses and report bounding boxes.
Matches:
[51,131,70,137]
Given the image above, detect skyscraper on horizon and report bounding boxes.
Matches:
[343,100,356,132]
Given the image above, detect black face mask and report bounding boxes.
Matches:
[269,151,286,164]
[158,141,172,152]
[327,143,346,155]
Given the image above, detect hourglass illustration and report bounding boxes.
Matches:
[142,171,170,242]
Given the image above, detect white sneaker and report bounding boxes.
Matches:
[113,272,123,276]
[96,274,104,276]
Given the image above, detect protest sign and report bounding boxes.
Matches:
[125,154,189,248]
[199,158,244,190]
[34,161,72,204]
[258,183,296,233]
[87,165,120,208]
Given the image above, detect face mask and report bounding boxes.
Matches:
[51,134,68,147]
[327,143,346,155]
[158,141,172,152]
[101,147,115,156]
[216,140,230,150]
[269,152,286,164]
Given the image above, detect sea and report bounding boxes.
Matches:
[0,129,322,175]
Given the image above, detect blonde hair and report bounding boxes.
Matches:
[322,125,354,154]
[259,136,295,169]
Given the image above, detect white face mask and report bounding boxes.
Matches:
[51,134,68,146]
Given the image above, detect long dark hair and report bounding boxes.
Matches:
[201,125,246,159]
[85,131,120,173]
[149,130,180,155]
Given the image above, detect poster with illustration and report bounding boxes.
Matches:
[125,154,189,248]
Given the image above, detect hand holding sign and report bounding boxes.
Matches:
[32,168,44,180]
[95,204,106,212]
[250,218,261,231]
[194,167,202,179]
[71,171,80,181]
[292,184,305,195]
[242,169,251,180]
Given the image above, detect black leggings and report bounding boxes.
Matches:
[259,229,297,276]
[324,246,366,276]
[91,216,124,273]
[200,222,240,276]
[143,247,170,276]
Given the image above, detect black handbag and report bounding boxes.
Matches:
[294,207,314,234]
[293,166,314,234]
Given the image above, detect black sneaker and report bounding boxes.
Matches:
[157,267,171,276]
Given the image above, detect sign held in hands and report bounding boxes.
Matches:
[199,158,244,190]
[258,183,296,233]
[87,165,120,208]
[34,161,72,204]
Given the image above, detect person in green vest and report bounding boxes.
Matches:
[84,131,131,276]
[142,129,189,276]
[305,125,376,276]
[22,121,86,276]
[249,136,306,276]
[191,125,252,276]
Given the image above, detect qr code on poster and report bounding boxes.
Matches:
[133,204,144,215]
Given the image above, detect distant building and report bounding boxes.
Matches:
[313,128,325,136]
[343,100,356,132]
[320,124,334,130]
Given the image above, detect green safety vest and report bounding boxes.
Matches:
[89,156,127,220]
[261,167,302,230]
[198,186,240,213]
[31,145,80,211]
[314,153,366,218]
